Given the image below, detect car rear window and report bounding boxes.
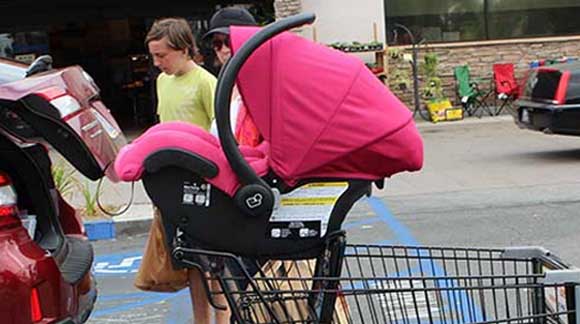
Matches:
[566,73,580,104]
[523,69,561,102]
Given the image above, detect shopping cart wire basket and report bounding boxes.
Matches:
[175,241,580,324]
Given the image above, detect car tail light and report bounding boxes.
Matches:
[555,71,571,105]
[36,87,82,120]
[0,171,19,229]
[30,287,43,322]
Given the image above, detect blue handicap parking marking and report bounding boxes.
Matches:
[93,251,142,276]
[91,251,191,321]
[366,196,418,246]
[365,197,483,323]
[92,251,193,322]
[92,290,188,318]
[167,291,194,324]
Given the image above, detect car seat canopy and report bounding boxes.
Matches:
[231,27,423,185]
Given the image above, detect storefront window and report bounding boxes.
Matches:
[386,0,485,44]
[386,0,580,44]
[487,0,580,39]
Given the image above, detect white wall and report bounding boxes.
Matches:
[300,0,385,45]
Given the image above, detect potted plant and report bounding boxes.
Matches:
[369,41,384,51]
[385,48,410,90]
[329,42,342,50]
[388,47,402,59]
[391,68,411,91]
[420,53,461,122]
[340,42,351,52]
[365,62,384,76]
[421,53,444,100]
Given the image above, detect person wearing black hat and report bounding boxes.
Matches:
[204,7,257,71]
[207,7,262,148]
[206,8,263,324]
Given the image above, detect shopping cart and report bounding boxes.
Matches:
[174,234,580,324]
[113,13,580,324]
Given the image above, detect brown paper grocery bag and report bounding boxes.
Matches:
[134,208,189,292]
[250,260,350,323]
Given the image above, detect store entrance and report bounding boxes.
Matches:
[0,1,274,131]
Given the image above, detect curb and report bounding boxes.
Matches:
[415,114,514,129]
[85,202,155,241]
[115,217,153,238]
[85,215,153,241]
[85,219,116,241]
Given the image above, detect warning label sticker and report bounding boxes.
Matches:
[269,182,349,237]
[182,182,211,207]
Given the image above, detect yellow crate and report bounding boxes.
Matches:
[426,100,462,123]
[445,107,463,121]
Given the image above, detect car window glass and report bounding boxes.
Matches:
[529,70,561,102]
[566,72,580,104]
[0,59,26,84]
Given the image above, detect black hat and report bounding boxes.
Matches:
[203,7,257,40]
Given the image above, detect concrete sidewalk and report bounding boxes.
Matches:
[72,114,515,240]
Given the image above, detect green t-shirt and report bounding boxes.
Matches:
[156,65,217,130]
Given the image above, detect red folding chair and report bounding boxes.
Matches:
[493,63,520,115]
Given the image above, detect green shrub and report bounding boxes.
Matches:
[79,181,100,219]
[51,162,78,199]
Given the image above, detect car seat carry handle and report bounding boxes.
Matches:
[215,12,315,184]
[215,13,316,218]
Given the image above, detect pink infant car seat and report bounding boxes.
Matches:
[114,21,423,259]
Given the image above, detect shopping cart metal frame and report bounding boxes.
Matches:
[174,232,580,324]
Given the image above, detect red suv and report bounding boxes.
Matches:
[0,56,126,323]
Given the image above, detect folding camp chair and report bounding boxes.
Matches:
[453,65,493,117]
[492,63,519,116]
